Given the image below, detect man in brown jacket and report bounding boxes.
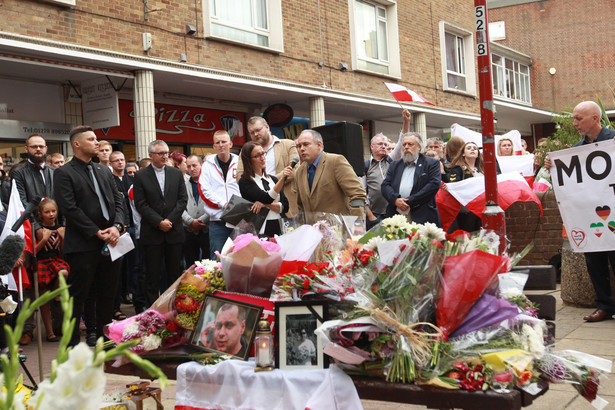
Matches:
[294,129,365,222]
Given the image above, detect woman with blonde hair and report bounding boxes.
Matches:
[497,137,515,156]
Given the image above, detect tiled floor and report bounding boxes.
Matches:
[16,286,615,409]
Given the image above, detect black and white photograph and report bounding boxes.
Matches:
[275,301,327,370]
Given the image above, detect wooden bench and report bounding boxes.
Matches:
[511,265,557,337]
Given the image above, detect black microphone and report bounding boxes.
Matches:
[283,157,300,182]
[11,197,41,233]
[0,235,26,275]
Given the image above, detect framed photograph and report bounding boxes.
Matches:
[190,294,263,360]
[275,301,328,370]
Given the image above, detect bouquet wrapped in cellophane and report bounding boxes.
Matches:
[320,216,450,383]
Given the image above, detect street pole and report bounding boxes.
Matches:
[474,0,506,253]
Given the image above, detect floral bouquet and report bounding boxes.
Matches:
[327,218,450,383]
[220,233,284,297]
[538,350,612,404]
[105,309,187,354]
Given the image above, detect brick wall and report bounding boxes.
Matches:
[0,0,480,114]
[506,191,563,266]
[488,0,615,112]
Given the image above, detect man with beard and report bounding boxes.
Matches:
[54,126,125,346]
[13,134,59,345]
[239,116,299,216]
[381,132,442,226]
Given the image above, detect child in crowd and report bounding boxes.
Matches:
[36,198,69,342]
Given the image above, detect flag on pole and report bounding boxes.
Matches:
[384,83,435,105]
[0,180,32,292]
[437,172,543,231]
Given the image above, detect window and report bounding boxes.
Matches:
[205,0,283,52]
[349,0,400,77]
[492,54,531,103]
[439,22,476,95]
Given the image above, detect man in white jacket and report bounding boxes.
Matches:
[199,130,240,259]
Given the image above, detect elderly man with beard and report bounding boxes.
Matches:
[381,132,442,226]
[13,134,60,345]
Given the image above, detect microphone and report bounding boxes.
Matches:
[11,197,41,233]
[0,235,26,275]
[283,157,300,182]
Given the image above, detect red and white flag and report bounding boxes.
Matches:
[0,180,33,294]
[385,83,434,105]
[437,172,543,231]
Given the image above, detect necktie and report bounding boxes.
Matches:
[87,164,110,221]
[307,165,316,190]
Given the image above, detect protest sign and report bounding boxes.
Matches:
[550,140,615,252]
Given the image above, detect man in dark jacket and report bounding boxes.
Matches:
[54,126,125,346]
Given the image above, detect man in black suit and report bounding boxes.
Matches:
[381,132,442,226]
[133,140,188,306]
[54,125,125,346]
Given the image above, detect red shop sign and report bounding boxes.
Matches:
[95,100,246,145]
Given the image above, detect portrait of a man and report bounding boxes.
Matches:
[192,296,262,360]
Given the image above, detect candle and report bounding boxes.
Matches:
[257,340,270,364]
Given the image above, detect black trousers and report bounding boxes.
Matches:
[584,251,615,313]
[65,250,121,345]
[143,242,183,307]
[183,230,210,268]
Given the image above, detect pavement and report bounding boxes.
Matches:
[15,286,615,409]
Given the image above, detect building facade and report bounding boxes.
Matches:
[0,0,553,167]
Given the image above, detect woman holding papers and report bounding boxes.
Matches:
[238,142,292,237]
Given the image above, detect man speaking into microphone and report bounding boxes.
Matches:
[238,116,299,217]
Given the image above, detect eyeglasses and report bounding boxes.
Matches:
[249,126,265,136]
[27,145,46,150]
[251,152,266,159]
[151,151,170,156]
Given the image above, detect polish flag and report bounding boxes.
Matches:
[385,83,435,105]
[0,180,33,294]
[533,177,552,192]
[437,172,542,231]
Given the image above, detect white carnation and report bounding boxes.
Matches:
[122,321,140,337]
[500,288,523,299]
[364,236,386,251]
[142,334,162,351]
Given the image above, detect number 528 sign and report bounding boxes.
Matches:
[475,5,487,56]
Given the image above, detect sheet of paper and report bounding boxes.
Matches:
[109,232,135,262]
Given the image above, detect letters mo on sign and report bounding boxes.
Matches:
[550,140,615,252]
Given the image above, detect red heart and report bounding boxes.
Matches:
[570,230,585,247]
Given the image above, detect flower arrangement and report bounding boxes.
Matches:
[0,276,167,410]
[193,259,226,294]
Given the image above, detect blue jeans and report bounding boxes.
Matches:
[209,221,233,260]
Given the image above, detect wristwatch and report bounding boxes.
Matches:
[113,223,124,233]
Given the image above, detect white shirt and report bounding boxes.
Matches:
[399,162,416,198]
[153,165,165,193]
[264,136,280,176]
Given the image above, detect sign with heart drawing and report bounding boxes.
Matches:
[550,140,615,252]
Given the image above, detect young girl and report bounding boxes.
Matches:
[36,198,69,342]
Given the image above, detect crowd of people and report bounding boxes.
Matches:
[0,101,610,350]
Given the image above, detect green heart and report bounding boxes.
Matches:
[591,222,604,228]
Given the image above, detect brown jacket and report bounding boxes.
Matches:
[294,152,365,221]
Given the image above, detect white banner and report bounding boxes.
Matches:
[451,124,523,153]
[550,140,615,252]
[81,76,120,129]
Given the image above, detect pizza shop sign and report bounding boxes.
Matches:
[95,100,246,145]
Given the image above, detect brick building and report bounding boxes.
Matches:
[0,0,555,165]
[488,0,615,115]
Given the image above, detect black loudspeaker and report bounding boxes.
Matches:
[313,121,365,177]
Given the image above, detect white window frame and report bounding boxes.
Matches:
[203,0,284,53]
[439,22,476,96]
[491,51,531,104]
[42,0,76,5]
[348,0,401,78]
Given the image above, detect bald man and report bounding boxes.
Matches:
[547,101,615,322]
